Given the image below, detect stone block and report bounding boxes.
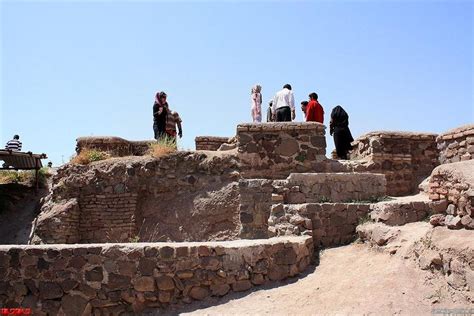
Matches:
[155,275,175,291]
[133,276,155,292]
[106,273,131,290]
[189,286,209,300]
[39,282,63,300]
[232,280,252,292]
[210,283,230,296]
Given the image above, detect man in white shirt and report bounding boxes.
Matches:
[272,84,296,122]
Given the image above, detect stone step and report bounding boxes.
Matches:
[369,195,447,226]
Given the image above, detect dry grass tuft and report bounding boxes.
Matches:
[0,168,51,186]
[70,149,110,165]
[148,136,177,158]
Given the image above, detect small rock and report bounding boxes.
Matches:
[189,286,209,300]
[158,291,172,303]
[232,280,252,292]
[461,215,474,229]
[419,251,443,270]
[133,276,155,292]
[429,214,446,227]
[210,284,230,296]
[155,276,175,291]
[445,215,463,229]
[446,204,456,215]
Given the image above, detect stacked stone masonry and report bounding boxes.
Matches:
[32,152,242,244]
[350,131,439,195]
[274,173,386,203]
[239,173,386,247]
[237,122,327,178]
[268,203,371,248]
[195,136,232,151]
[0,237,313,314]
[428,160,474,230]
[239,179,273,239]
[76,137,153,157]
[437,124,474,164]
[79,194,137,243]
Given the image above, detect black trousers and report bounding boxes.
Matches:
[276,106,291,122]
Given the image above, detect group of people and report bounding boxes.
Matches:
[250,84,354,160]
[152,91,183,142]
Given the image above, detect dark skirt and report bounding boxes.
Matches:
[333,127,354,160]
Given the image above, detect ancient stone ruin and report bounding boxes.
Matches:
[0,122,473,314]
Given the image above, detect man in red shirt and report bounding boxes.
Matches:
[305,92,324,123]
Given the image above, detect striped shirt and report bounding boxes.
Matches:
[5,139,22,151]
[166,111,182,133]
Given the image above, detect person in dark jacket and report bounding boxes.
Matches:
[266,101,274,122]
[330,105,354,160]
[153,91,168,140]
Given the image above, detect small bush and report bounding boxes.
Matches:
[148,135,177,158]
[71,149,110,165]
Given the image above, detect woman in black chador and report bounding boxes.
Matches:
[330,105,354,160]
[153,91,168,140]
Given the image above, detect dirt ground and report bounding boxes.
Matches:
[164,243,471,315]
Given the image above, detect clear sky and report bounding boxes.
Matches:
[1,0,473,166]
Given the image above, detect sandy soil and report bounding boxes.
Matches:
[164,243,470,315]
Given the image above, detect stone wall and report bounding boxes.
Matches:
[350,131,439,195]
[273,173,386,203]
[195,136,231,151]
[436,124,474,164]
[239,179,273,239]
[428,160,474,229]
[32,152,242,244]
[0,237,313,314]
[268,203,371,248]
[237,122,327,178]
[79,194,137,243]
[76,137,153,157]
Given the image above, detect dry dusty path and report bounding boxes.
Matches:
[164,243,468,315]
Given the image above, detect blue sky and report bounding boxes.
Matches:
[1,0,473,165]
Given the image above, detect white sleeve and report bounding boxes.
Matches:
[289,92,295,111]
[272,95,278,114]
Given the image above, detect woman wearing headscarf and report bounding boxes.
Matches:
[330,105,354,160]
[251,84,262,122]
[153,91,168,140]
